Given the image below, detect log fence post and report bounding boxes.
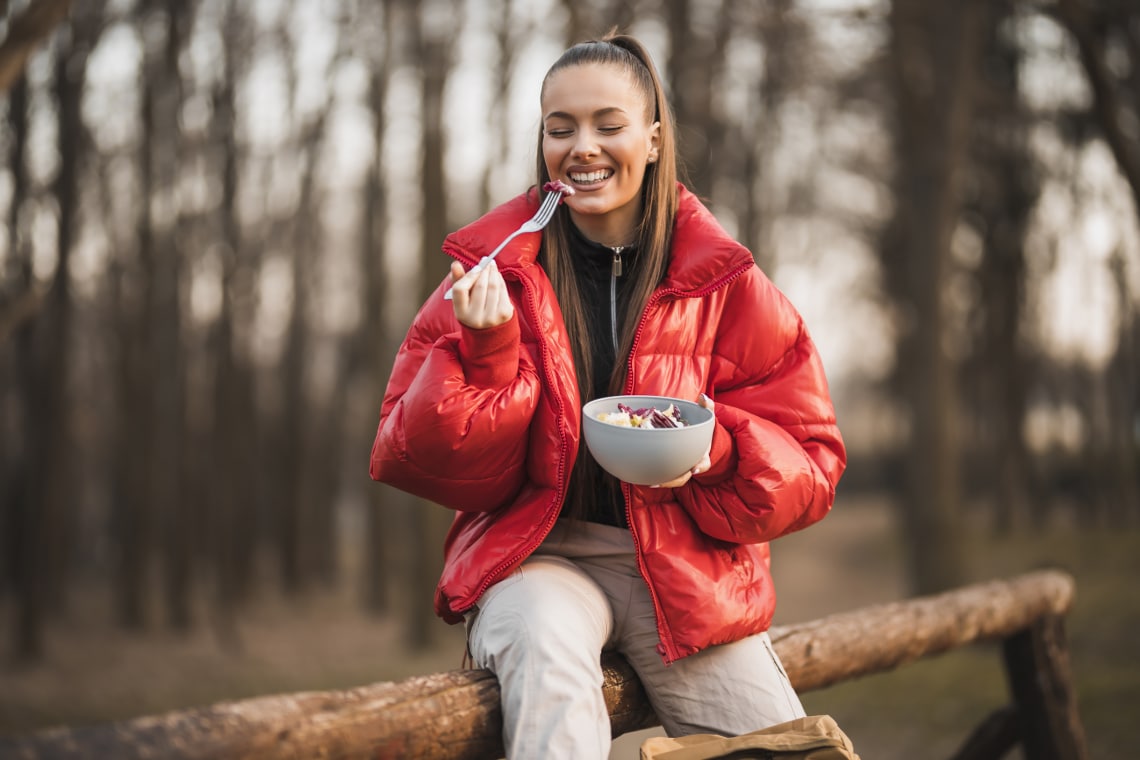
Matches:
[1001,614,1089,760]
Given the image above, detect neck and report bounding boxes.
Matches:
[568,207,639,249]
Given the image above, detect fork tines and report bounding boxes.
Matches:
[442,188,565,301]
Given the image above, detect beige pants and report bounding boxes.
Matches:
[465,519,804,760]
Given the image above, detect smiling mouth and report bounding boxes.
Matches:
[569,169,614,185]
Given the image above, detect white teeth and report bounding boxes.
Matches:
[570,170,612,184]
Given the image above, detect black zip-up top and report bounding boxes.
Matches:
[569,223,639,527]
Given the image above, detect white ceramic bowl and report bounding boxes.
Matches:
[581,395,715,486]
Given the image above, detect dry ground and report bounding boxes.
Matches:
[2,494,1137,759]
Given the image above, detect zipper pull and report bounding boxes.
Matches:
[611,246,624,277]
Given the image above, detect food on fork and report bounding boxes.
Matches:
[597,403,688,429]
[543,179,576,199]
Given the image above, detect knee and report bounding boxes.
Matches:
[470,566,609,671]
[477,597,598,665]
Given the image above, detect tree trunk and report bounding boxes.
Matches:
[558,0,589,47]
[1054,0,1140,219]
[665,0,724,200]
[885,0,987,593]
[11,6,98,658]
[1052,2,1140,527]
[150,0,194,632]
[1104,255,1138,527]
[4,70,37,660]
[40,0,99,621]
[358,0,396,615]
[602,0,637,31]
[479,0,515,214]
[206,0,255,650]
[749,1,805,271]
[277,69,330,596]
[969,0,1037,535]
[0,0,74,93]
[115,4,162,631]
[407,0,462,651]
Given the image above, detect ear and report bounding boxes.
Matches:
[647,121,661,163]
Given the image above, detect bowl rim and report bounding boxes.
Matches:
[582,394,714,430]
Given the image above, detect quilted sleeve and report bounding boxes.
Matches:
[676,267,846,543]
[369,278,542,511]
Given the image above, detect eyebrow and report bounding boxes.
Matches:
[543,106,630,122]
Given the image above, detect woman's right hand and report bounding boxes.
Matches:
[449,259,514,329]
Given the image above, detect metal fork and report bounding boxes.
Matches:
[443,188,564,300]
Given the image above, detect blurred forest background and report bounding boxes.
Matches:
[1,0,1138,757]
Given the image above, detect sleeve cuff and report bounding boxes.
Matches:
[459,314,520,388]
[696,420,737,483]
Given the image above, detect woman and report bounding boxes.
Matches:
[370,32,846,759]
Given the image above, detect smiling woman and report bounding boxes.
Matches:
[369,31,846,760]
[539,63,660,249]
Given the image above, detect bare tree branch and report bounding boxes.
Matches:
[0,0,73,93]
[1054,0,1140,214]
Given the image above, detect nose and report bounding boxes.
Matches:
[571,128,598,159]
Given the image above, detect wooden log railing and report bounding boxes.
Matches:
[0,569,1089,760]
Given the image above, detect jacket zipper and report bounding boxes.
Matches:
[623,258,755,664]
[610,246,624,351]
[460,265,573,612]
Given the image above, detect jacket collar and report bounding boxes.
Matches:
[442,184,755,295]
[666,186,755,294]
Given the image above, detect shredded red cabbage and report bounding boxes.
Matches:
[543,179,575,200]
[616,402,687,429]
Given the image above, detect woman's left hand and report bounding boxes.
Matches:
[651,393,714,489]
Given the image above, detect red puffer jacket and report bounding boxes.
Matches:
[370,185,845,663]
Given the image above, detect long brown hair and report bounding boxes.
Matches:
[535,33,681,518]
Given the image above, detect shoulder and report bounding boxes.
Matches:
[663,186,758,292]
